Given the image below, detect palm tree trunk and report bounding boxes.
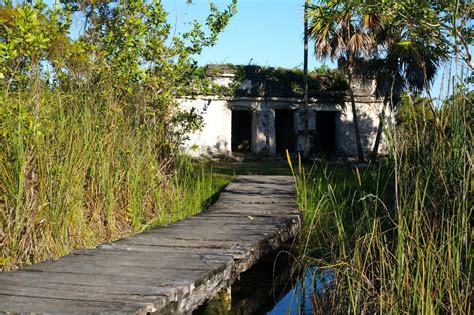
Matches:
[347,72,366,163]
[370,96,389,162]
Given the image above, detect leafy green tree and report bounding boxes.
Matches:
[0,2,70,91]
[1,0,237,146]
[0,0,238,269]
[308,0,471,161]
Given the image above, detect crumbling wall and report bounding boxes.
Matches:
[178,68,392,157]
[339,95,391,156]
[252,106,276,155]
[178,95,391,157]
[179,98,231,156]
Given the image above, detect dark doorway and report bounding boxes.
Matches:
[232,110,252,152]
[275,110,295,154]
[315,111,337,154]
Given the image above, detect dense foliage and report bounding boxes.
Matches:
[293,85,472,313]
[0,0,236,270]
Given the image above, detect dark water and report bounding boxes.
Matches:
[195,252,334,314]
[266,265,334,314]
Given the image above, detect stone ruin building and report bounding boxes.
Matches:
[179,64,392,157]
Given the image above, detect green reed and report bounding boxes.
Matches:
[0,89,231,270]
[290,84,472,313]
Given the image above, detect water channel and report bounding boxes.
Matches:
[194,251,334,314]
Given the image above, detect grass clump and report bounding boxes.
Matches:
[0,90,231,271]
[289,87,472,313]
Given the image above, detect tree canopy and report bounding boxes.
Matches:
[307,0,472,160]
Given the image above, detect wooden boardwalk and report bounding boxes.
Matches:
[0,176,302,314]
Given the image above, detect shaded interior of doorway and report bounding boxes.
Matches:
[315,111,337,154]
[275,109,295,154]
[232,110,252,152]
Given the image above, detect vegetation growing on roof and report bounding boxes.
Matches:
[191,64,349,97]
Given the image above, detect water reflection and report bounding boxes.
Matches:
[195,251,334,315]
[267,265,334,314]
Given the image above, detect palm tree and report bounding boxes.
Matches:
[367,34,445,161]
[308,2,377,163]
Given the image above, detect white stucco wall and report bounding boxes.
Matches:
[252,107,276,155]
[179,98,231,156]
[178,95,392,157]
[339,97,391,155]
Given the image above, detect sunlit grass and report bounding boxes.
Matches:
[290,87,472,313]
[0,90,232,270]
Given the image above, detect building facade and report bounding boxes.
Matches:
[179,65,392,157]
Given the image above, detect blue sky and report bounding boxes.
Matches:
[161,0,465,101]
[161,0,335,70]
[56,0,470,100]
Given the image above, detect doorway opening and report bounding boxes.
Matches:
[232,110,252,152]
[275,109,295,154]
[315,111,337,154]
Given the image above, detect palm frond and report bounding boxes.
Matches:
[362,13,383,32]
[348,31,376,57]
[308,4,377,61]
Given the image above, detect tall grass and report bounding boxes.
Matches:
[290,84,472,313]
[0,89,231,271]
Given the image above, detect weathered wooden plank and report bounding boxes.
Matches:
[0,287,166,308]
[0,270,194,292]
[0,175,302,314]
[0,277,178,297]
[0,294,148,314]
